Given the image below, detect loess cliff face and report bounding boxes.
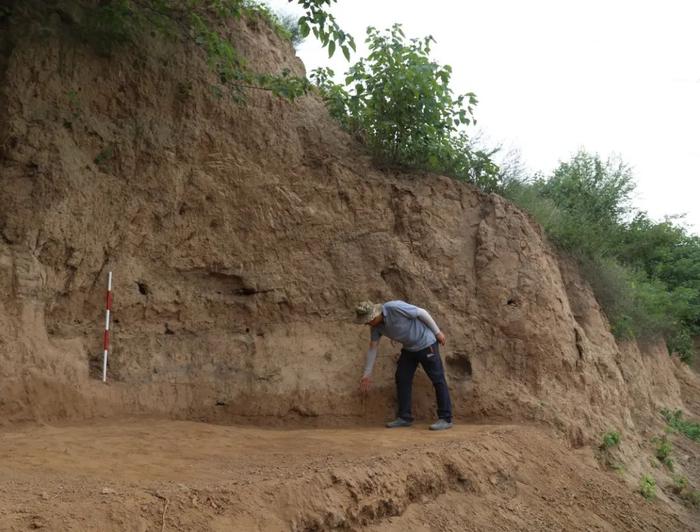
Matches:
[0,11,693,444]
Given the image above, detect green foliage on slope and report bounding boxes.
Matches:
[3,0,354,101]
[640,474,656,500]
[311,24,500,191]
[662,409,700,441]
[504,151,700,361]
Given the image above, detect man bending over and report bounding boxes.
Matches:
[355,300,453,430]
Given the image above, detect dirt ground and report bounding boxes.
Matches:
[1,9,699,532]
[0,417,696,531]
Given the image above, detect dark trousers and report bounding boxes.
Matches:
[396,342,452,422]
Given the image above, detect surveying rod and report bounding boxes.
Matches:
[102,271,113,382]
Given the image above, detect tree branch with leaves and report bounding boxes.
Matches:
[311,24,499,190]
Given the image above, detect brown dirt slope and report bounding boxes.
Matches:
[0,7,693,439]
[0,6,699,531]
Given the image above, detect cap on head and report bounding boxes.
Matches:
[354,300,383,324]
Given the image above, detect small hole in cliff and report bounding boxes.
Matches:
[136,281,148,295]
[446,352,472,379]
[245,328,250,333]
[234,287,258,296]
[506,298,519,306]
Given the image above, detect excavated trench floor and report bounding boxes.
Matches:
[0,418,695,531]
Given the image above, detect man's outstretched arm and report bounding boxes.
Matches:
[360,339,380,391]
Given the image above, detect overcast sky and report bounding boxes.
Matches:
[265,0,700,234]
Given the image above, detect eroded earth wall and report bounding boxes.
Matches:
[0,12,689,442]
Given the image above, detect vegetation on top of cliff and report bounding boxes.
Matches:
[504,151,700,362]
[2,0,354,101]
[311,24,501,192]
[4,2,696,361]
[296,10,698,363]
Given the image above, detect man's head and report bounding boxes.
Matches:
[354,300,383,325]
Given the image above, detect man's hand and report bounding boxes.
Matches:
[436,331,446,345]
[359,375,372,393]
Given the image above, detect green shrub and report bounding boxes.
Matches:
[502,152,700,359]
[669,475,699,507]
[611,463,626,475]
[600,430,621,450]
[578,257,635,337]
[620,275,691,342]
[311,24,500,191]
[575,256,688,342]
[617,215,700,349]
[640,474,656,500]
[653,436,673,470]
[661,409,700,442]
[531,152,634,257]
[684,490,700,507]
[667,328,694,363]
[502,179,563,229]
[671,474,688,494]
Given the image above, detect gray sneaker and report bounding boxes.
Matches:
[385,418,413,428]
[429,419,453,431]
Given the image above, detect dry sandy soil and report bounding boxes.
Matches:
[1,417,696,531]
[1,7,699,532]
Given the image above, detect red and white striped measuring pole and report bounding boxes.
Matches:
[102,271,113,383]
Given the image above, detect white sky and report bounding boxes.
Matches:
[265,0,700,234]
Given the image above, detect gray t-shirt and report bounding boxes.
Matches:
[370,300,437,352]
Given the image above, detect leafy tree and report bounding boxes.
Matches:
[618,215,700,329]
[610,213,700,359]
[533,151,634,256]
[295,0,354,59]
[503,151,700,362]
[312,24,500,191]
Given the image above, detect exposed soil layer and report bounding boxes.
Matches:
[1,7,700,531]
[1,418,696,531]
[0,5,692,449]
